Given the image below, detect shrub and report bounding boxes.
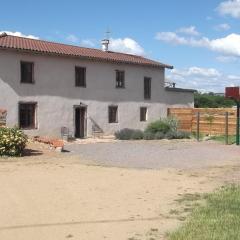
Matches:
[115,128,143,140]
[164,130,191,140]
[0,127,28,157]
[166,116,179,132]
[146,120,170,134]
[145,117,179,134]
[115,128,133,140]
[175,131,191,139]
[131,130,144,140]
[164,130,178,140]
[154,132,165,140]
[143,131,155,140]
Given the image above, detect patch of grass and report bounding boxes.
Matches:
[209,135,236,144]
[175,193,202,204]
[191,131,205,140]
[169,209,180,215]
[168,185,240,240]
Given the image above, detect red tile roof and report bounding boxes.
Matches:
[0,33,173,69]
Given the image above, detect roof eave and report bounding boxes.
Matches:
[0,46,172,69]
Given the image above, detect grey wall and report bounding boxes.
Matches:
[0,49,194,137]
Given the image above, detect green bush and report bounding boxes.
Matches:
[166,116,179,132]
[114,118,189,141]
[164,130,178,140]
[115,128,143,140]
[154,132,165,140]
[115,128,133,140]
[174,131,191,139]
[131,130,144,140]
[165,130,191,140]
[145,117,179,134]
[143,131,155,140]
[0,127,28,157]
[145,120,170,134]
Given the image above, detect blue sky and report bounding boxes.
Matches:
[1,0,240,92]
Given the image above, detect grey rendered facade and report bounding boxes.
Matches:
[0,44,194,138]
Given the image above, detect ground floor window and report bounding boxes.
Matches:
[108,106,118,123]
[140,107,147,122]
[19,103,37,129]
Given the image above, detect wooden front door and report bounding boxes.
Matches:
[75,107,86,138]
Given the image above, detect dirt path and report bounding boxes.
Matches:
[0,142,239,240]
[65,140,240,169]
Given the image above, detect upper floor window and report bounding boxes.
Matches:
[108,106,118,123]
[19,102,37,129]
[144,77,151,99]
[116,70,125,88]
[21,61,34,83]
[75,67,86,87]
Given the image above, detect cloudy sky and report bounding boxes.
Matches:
[1,0,240,92]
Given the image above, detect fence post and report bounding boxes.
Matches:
[236,102,240,146]
[196,112,200,141]
[225,112,228,145]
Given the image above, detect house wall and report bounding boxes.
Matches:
[0,49,194,137]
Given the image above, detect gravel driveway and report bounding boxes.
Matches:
[65,140,240,169]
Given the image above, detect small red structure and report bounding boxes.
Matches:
[225,87,240,100]
[225,86,240,145]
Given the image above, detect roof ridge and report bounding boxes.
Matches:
[4,33,147,58]
[5,33,105,52]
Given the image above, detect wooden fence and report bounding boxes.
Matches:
[168,108,237,135]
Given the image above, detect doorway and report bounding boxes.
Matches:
[74,106,86,138]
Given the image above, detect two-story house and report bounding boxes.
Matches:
[0,33,194,138]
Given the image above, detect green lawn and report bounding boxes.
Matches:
[210,135,236,145]
[168,185,240,240]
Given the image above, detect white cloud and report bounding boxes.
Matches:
[156,31,240,57]
[108,38,145,56]
[167,66,240,92]
[227,74,240,80]
[78,37,145,55]
[156,31,210,47]
[216,55,238,62]
[80,39,96,47]
[156,32,188,45]
[177,26,200,36]
[0,31,39,39]
[66,34,79,43]
[217,0,240,18]
[172,67,221,78]
[210,33,240,56]
[215,23,231,31]
[65,34,96,47]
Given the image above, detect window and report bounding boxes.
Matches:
[144,77,151,99]
[108,106,118,123]
[21,61,34,83]
[75,67,86,87]
[116,70,125,88]
[19,103,37,129]
[140,107,147,122]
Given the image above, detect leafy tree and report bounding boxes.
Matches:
[194,92,235,108]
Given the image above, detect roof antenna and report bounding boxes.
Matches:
[101,28,111,52]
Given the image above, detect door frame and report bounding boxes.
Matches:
[74,105,87,138]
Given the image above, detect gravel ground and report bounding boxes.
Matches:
[65,140,240,169]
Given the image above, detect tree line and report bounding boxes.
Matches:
[194,92,235,108]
